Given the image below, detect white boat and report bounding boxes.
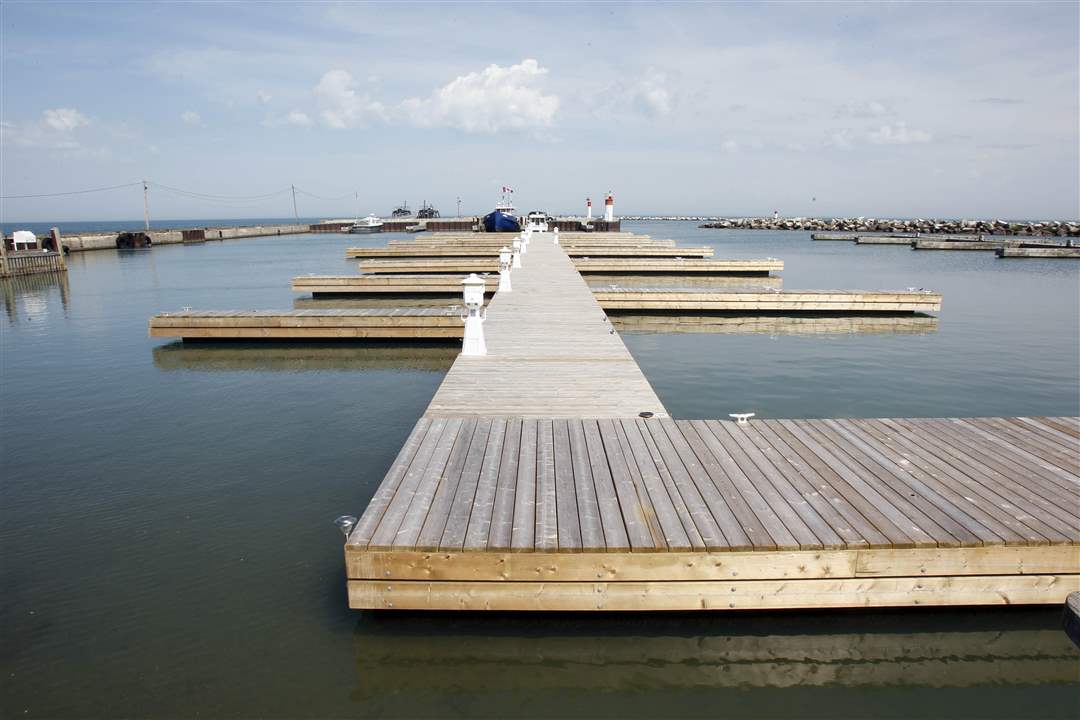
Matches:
[525,210,551,232]
[349,214,384,234]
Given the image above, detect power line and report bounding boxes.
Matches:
[148,182,292,201]
[294,187,355,202]
[3,180,356,205]
[0,181,143,199]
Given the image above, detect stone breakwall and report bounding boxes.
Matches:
[697,217,1080,237]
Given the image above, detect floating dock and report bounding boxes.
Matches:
[356,258,782,275]
[347,415,1079,611]
[148,308,465,340]
[292,274,498,295]
[574,258,782,274]
[291,278,931,313]
[424,237,666,418]
[593,288,941,313]
[343,234,1079,612]
[997,247,1080,259]
[610,314,940,335]
[347,245,714,259]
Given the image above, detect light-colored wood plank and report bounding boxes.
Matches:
[346,545,1080,582]
[349,574,1080,611]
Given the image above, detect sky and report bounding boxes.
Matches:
[1,1,1078,222]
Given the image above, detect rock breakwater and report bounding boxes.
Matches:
[697,217,1079,237]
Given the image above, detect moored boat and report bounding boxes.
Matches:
[482,190,521,232]
[349,214,384,234]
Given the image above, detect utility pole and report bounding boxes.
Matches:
[457,196,462,217]
[142,180,150,230]
[291,184,299,223]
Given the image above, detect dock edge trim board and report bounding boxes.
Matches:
[346,573,1079,611]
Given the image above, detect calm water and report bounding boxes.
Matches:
[2,222,1078,719]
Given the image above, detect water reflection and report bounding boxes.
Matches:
[152,341,459,372]
[292,296,474,310]
[1,271,70,322]
[350,610,1078,699]
[611,313,939,335]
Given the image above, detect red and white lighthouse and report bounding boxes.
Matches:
[586,197,592,221]
[604,192,614,222]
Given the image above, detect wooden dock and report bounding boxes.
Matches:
[348,245,714,259]
[357,258,782,275]
[574,258,782,275]
[424,236,667,418]
[997,247,1080,259]
[292,274,498,295]
[342,235,1079,611]
[0,248,67,278]
[610,314,940,335]
[290,277,936,313]
[855,236,915,246]
[346,416,1079,610]
[149,308,465,340]
[593,288,941,313]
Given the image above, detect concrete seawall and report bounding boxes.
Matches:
[57,224,312,253]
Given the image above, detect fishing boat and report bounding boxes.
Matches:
[417,201,440,219]
[348,214,384,234]
[482,189,521,233]
[391,202,411,218]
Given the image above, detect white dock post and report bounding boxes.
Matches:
[498,246,512,292]
[461,273,487,356]
[553,226,559,245]
[512,238,522,268]
[519,230,528,254]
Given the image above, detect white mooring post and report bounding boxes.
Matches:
[498,246,512,292]
[512,238,522,268]
[519,230,528,254]
[461,273,487,356]
[553,226,560,245]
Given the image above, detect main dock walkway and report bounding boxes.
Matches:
[425,236,667,418]
[345,234,1080,612]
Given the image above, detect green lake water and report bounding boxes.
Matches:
[2,221,1078,718]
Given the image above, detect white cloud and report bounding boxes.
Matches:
[837,100,892,118]
[867,121,932,145]
[400,58,558,134]
[629,68,672,117]
[829,129,854,148]
[286,111,311,127]
[315,69,386,128]
[180,110,203,126]
[261,110,313,128]
[257,90,272,104]
[2,108,90,150]
[42,108,90,132]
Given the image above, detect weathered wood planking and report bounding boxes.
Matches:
[359,257,782,275]
[292,274,497,294]
[997,247,1080,259]
[346,416,1080,610]
[349,246,714,258]
[424,237,668,418]
[593,288,942,313]
[610,314,939,335]
[149,308,465,339]
[574,258,782,274]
